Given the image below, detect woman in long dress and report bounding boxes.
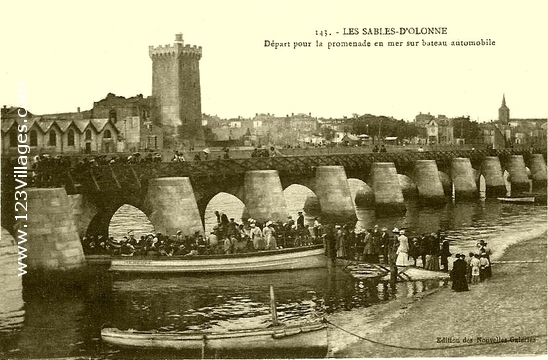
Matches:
[263,222,277,250]
[250,223,264,250]
[395,230,409,266]
[425,233,440,270]
[450,254,469,292]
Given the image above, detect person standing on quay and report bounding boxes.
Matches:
[450,254,469,292]
[380,227,390,264]
[470,254,481,284]
[425,233,440,271]
[479,253,491,281]
[395,229,410,266]
[440,239,452,272]
[371,225,381,263]
[418,234,428,268]
[362,229,374,263]
[408,238,420,267]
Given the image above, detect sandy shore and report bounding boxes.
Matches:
[327,230,547,357]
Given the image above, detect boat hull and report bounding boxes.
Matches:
[497,197,536,204]
[105,245,328,273]
[101,322,328,357]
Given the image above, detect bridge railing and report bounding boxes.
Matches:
[4,147,545,193]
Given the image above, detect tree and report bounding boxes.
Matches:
[321,127,335,141]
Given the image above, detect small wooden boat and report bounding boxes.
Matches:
[101,322,327,354]
[101,286,328,357]
[497,196,536,204]
[106,244,327,274]
[497,193,547,205]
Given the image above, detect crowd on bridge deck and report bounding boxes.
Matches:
[81,210,324,257]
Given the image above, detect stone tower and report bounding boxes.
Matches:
[149,33,204,148]
[498,94,510,124]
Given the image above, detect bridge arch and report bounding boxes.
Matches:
[203,192,246,234]
[86,198,148,239]
[109,204,154,240]
[283,184,319,220]
[347,178,375,208]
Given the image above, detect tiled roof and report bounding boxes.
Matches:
[73,119,90,133]
[36,119,55,133]
[91,118,109,132]
[1,119,15,133]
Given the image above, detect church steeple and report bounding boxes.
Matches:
[499,94,510,124]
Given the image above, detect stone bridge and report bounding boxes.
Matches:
[1,147,546,273]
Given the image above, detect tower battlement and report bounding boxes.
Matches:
[149,35,202,58]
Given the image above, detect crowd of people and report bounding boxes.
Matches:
[328,225,451,268]
[81,210,494,291]
[82,211,323,257]
[449,240,493,292]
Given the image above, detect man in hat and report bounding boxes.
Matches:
[476,240,492,260]
[371,224,381,263]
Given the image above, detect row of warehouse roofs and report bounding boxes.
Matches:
[1,107,122,135]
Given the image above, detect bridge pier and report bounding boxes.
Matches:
[529,154,547,191]
[14,188,85,272]
[507,155,530,193]
[142,177,204,237]
[369,162,406,216]
[480,157,506,197]
[0,227,23,326]
[398,174,418,199]
[243,170,288,224]
[314,166,357,222]
[68,194,98,239]
[451,158,478,200]
[413,160,446,205]
[438,171,452,195]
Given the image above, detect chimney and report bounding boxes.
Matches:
[2,105,6,109]
[292,112,294,117]
[77,107,80,113]
[309,112,311,117]
[175,33,183,44]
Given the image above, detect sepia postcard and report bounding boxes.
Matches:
[0,1,546,359]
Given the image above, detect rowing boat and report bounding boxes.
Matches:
[497,196,536,204]
[101,321,328,356]
[497,193,547,205]
[102,244,327,273]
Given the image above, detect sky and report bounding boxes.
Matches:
[1,0,547,122]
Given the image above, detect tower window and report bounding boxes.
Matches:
[109,109,117,123]
[85,129,92,140]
